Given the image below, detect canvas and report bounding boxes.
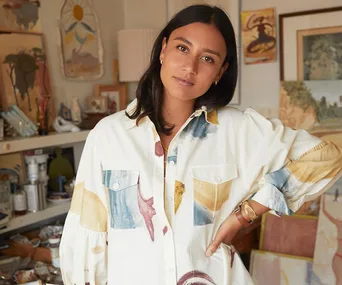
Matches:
[313,194,342,285]
[241,8,276,64]
[250,250,313,285]
[0,33,55,130]
[259,213,318,258]
[58,0,104,80]
[297,26,342,81]
[0,0,41,33]
[279,80,342,142]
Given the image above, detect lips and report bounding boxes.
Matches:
[174,76,194,86]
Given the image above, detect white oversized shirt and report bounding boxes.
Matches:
[60,99,342,285]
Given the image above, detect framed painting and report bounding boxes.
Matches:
[241,8,276,65]
[297,26,342,81]
[250,250,313,285]
[86,96,108,114]
[313,194,342,285]
[95,84,127,114]
[279,6,342,81]
[279,80,342,140]
[58,0,104,80]
[259,213,318,258]
[166,0,241,105]
[0,33,55,130]
[0,0,41,33]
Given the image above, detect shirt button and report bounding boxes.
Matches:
[168,268,175,273]
[215,176,221,183]
[113,182,120,190]
[169,160,175,166]
[168,197,173,202]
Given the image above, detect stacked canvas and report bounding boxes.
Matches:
[250,180,342,285]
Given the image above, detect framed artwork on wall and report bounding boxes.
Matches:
[0,0,41,33]
[166,0,241,105]
[95,84,127,114]
[279,6,342,81]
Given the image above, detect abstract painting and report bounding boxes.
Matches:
[297,26,342,81]
[0,33,55,130]
[259,213,318,258]
[0,0,41,33]
[241,8,276,64]
[313,194,342,285]
[250,250,313,285]
[279,80,342,142]
[58,0,103,80]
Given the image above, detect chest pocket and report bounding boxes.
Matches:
[191,164,237,226]
[103,170,143,229]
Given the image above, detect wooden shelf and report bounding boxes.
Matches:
[0,202,70,235]
[0,130,90,154]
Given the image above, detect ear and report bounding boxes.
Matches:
[159,37,168,61]
[215,62,229,82]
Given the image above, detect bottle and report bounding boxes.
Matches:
[49,237,61,268]
[13,186,27,216]
[27,159,39,182]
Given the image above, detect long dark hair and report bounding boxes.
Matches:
[127,4,238,135]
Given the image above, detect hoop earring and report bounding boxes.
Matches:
[160,59,163,65]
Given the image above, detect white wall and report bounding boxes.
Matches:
[40,0,125,111]
[239,0,342,115]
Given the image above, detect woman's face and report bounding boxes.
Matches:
[159,22,228,102]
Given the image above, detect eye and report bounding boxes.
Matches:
[201,56,214,63]
[177,45,189,53]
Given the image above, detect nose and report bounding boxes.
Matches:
[182,56,198,75]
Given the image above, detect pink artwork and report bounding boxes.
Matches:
[260,213,318,258]
[250,250,313,285]
[313,194,342,285]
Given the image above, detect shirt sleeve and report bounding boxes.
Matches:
[239,108,342,215]
[60,129,108,285]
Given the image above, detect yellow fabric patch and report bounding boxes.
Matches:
[193,178,232,212]
[287,141,342,183]
[174,181,185,214]
[70,182,108,232]
[81,190,108,232]
[206,109,219,125]
[92,246,105,254]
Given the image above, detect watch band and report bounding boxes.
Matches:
[234,207,251,227]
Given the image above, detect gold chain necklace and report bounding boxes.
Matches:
[160,140,168,152]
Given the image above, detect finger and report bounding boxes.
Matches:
[205,219,231,257]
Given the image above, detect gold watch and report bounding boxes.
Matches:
[241,200,258,222]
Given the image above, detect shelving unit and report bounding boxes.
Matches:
[0,130,90,155]
[0,202,71,235]
[0,131,89,234]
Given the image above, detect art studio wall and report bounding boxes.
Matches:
[38,0,341,114]
[240,0,342,113]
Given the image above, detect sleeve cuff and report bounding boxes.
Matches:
[251,182,293,216]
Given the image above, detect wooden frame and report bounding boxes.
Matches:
[279,6,342,81]
[95,84,127,114]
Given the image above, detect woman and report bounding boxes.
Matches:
[60,4,342,285]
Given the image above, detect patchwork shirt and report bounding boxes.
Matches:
[60,99,342,285]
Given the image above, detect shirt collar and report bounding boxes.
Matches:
[123,99,219,130]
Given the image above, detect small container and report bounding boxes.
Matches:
[13,187,27,216]
[49,237,60,268]
[27,159,39,182]
[0,180,12,219]
[24,182,39,212]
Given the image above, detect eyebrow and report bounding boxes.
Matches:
[173,36,222,59]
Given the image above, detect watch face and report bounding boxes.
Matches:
[243,203,257,220]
